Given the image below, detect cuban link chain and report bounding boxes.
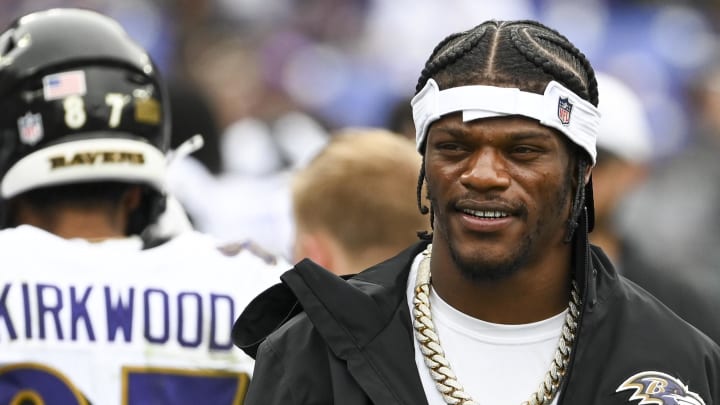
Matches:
[412,244,581,405]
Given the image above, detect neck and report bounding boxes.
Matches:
[427,241,572,324]
[17,206,128,241]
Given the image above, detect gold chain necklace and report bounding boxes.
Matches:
[412,244,581,405]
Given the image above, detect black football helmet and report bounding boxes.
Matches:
[0,8,170,232]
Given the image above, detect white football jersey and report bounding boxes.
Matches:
[0,225,290,405]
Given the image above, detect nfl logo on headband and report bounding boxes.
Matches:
[557,97,573,125]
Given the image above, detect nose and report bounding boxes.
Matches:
[459,148,511,191]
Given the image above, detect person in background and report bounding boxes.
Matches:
[291,128,431,276]
[171,32,330,259]
[608,66,720,343]
[618,61,720,281]
[0,9,289,404]
[588,72,653,266]
[232,19,720,405]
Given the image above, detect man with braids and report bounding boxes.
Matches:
[232,20,720,405]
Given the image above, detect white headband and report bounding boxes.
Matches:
[411,79,601,164]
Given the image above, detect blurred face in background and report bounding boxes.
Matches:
[590,149,648,228]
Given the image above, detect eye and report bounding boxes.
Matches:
[512,146,538,154]
[509,145,544,160]
[437,142,464,151]
[429,139,468,156]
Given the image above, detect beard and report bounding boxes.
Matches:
[429,173,573,282]
[449,227,534,281]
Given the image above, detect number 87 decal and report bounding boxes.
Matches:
[0,363,249,404]
[63,93,130,130]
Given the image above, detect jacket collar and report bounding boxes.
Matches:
[296,242,432,404]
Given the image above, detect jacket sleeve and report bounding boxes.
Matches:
[245,323,339,405]
[244,338,296,404]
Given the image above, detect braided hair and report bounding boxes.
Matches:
[414,20,598,242]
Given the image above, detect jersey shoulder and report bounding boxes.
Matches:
[145,230,292,274]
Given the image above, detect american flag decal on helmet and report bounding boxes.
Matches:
[557,96,573,125]
[616,371,705,405]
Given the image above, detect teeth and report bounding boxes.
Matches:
[462,209,509,218]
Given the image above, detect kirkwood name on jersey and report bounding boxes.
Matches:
[0,280,237,350]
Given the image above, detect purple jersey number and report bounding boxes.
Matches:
[0,363,249,404]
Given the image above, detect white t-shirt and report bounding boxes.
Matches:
[406,252,565,405]
[0,225,290,405]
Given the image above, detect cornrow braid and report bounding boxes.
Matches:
[414,32,466,93]
[416,160,428,215]
[415,26,490,93]
[508,21,598,106]
[416,156,433,241]
[565,157,589,243]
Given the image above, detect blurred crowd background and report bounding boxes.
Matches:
[3,0,720,274]
[6,0,720,154]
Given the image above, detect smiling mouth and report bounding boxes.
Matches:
[460,209,510,219]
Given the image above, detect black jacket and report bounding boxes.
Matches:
[233,239,720,404]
